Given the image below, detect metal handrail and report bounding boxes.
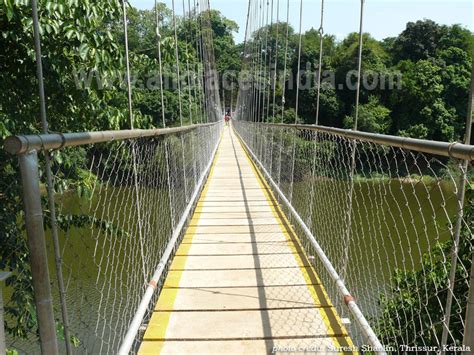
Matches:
[4,122,220,155]
[234,127,387,354]
[254,122,474,161]
[118,126,222,354]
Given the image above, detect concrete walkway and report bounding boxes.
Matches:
[139,126,353,354]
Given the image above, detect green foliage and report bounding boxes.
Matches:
[391,51,469,141]
[376,185,473,347]
[0,0,472,348]
[282,108,298,124]
[391,20,473,63]
[0,0,237,345]
[56,322,81,348]
[1,0,127,340]
[399,123,429,140]
[119,4,172,55]
[250,18,471,141]
[344,96,391,133]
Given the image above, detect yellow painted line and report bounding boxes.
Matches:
[234,128,355,351]
[139,133,223,354]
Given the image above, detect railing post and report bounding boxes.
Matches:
[30,0,72,350]
[462,59,474,352]
[0,272,12,355]
[443,58,474,353]
[18,151,58,355]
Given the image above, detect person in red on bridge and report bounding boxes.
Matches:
[224,110,231,126]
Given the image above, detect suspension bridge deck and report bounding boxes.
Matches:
[139,126,353,354]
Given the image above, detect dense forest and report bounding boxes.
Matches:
[240,19,473,143]
[0,0,472,348]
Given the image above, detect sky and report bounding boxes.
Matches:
[131,0,474,43]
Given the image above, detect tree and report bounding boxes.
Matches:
[392,20,447,62]
[438,47,472,119]
[0,0,130,340]
[390,50,469,141]
[332,33,390,125]
[344,96,391,134]
[117,4,172,57]
[392,20,473,62]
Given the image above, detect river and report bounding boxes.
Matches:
[4,179,458,353]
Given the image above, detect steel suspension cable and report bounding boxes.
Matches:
[251,0,259,123]
[307,0,325,235]
[182,0,199,204]
[154,0,176,228]
[188,0,202,124]
[266,0,277,174]
[31,1,68,353]
[258,0,267,123]
[265,0,274,121]
[197,0,212,122]
[341,0,365,281]
[271,0,280,121]
[255,0,263,122]
[288,0,303,205]
[199,0,219,121]
[171,0,184,126]
[277,0,290,187]
[194,0,208,123]
[122,1,134,130]
[354,0,365,130]
[293,0,304,125]
[122,0,147,283]
[207,0,223,116]
[253,0,261,123]
[238,0,251,120]
[259,0,270,123]
[247,0,258,123]
[171,0,189,202]
[246,0,256,122]
[254,0,261,122]
[257,0,265,123]
[279,0,290,125]
[257,0,270,158]
[154,0,166,128]
[183,0,194,125]
[315,0,325,125]
[242,0,252,59]
[245,0,262,124]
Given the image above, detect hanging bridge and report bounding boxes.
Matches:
[138,127,354,353]
[2,0,474,354]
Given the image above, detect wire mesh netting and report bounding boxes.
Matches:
[234,120,473,350]
[17,123,222,354]
[2,0,225,350]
